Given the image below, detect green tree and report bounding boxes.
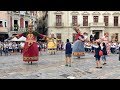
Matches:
[36,11,48,35]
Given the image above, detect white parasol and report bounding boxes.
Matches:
[10,37,19,41]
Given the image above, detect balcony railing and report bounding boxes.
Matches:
[54,23,64,28]
[106,23,120,27]
[11,28,27,34]
[71,23,78,27]
[13,11,20,15]
[89,22,105,27]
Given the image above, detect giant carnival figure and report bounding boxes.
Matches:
[72,25,86,58]
[15,19,47,64]
[46,33,57,55]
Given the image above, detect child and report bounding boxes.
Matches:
[94,42,102,68]
[65,39,72,67]
[101,42,107,65]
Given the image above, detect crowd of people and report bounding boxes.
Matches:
[0,41,21,56]
[0,41,65,56]
[84,41,120,54]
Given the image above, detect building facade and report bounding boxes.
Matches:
[0,11,37,42]
[0,11,9,42]
[48,11,120,43]
[8,11,37,37]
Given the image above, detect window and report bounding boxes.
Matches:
[56,15,62,26]
[0,21,3,27]
[114,16,118,26]
[104,16,109,26]
[93,16,98,23]
[83,16,88,26]
[25,21,28,28]
[72,16,77,26]
[14,20,18,31]
[5,21,7,27]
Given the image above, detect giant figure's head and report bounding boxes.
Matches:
[28,19,33,33]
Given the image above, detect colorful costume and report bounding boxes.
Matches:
[18,31,45,63]
[72,32,85,57]
[46,37,57,55]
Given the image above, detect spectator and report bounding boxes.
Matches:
[65,39,72,67]
[119,47,120,61]
[94,42,102,68]
[0,42,3,56]
[101,42,107,65]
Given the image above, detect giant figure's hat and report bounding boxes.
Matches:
[28,19,33,27]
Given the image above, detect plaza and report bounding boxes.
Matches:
[0,51,119,79]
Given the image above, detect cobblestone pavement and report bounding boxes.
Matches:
[0,51,119,79]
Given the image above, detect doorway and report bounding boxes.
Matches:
[93,31,100,41]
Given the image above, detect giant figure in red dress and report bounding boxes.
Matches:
[16,20,46,64]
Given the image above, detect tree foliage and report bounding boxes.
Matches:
[36,11,48,35]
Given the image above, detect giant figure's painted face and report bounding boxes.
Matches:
[28,25,33,32]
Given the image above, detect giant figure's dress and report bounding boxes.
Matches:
[72,32,85,57]
[18,31,45,63]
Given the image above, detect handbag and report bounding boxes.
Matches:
[99,50,103,56]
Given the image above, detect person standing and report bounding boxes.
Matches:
[101,42,107,65]
[65,39,72,67]
[119,47,120,61]
[15,19,46,64]
[94,42,102,68]
[3,42,9,56]
[0,42,3,56]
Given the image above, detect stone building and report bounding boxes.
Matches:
[48,11,120,43]
[0,11,37,42]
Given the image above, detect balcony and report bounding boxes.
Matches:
[13,11,20,15]
[106,23,120,28]
[54,23,64,28]
[10,30,19,35]
[89,22,105,31]
[89,22,105,27]
[10,28,27,34]
[71,23,78,27]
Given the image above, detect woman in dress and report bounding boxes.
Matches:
[16,20,46,64]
